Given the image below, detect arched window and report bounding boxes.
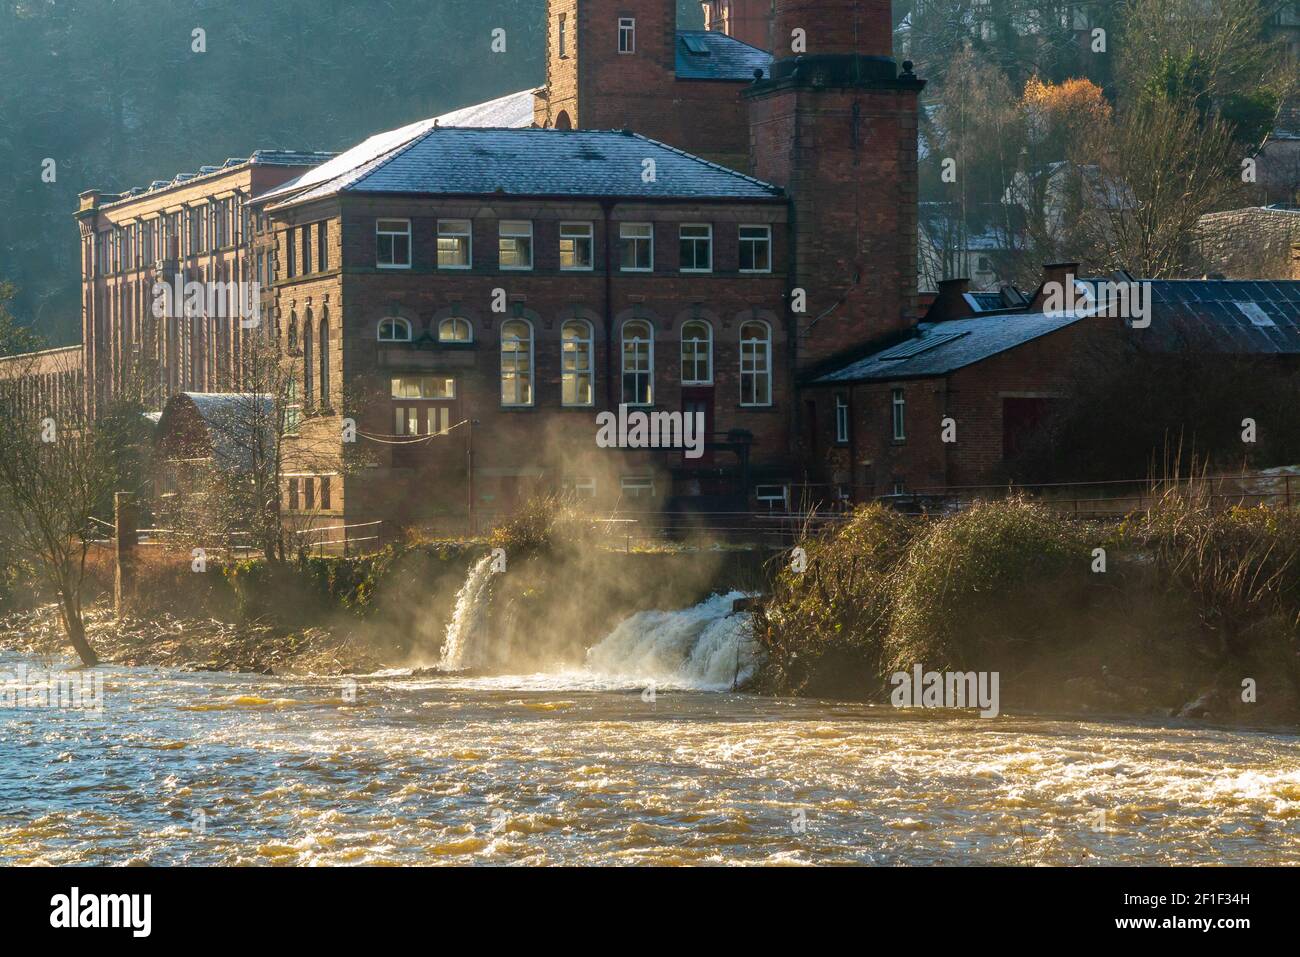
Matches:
[438,317,473,343]
[303,313,314,403]
[287,310,298,352]
[319,314,330,407]
[680,320,712,385]
[621,319,653,406]
[378,316,412,342]
[561,319,594,407]
[500,319,533,407]
[740,320,772,406]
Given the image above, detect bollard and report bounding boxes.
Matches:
[114,491,139,617]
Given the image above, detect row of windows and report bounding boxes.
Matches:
[555,14,637,58]
[286,474,333,511]
[386,318,774,411]
[285,222,330,279]
[831,389,907,444]
[92,198,246,275]
[373,219,773,274]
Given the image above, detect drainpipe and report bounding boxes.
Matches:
[602,199,615,408]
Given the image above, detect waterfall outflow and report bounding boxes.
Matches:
[438,555,497,671]
[584,591,761,691]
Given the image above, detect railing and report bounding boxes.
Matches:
[293,520,384,556]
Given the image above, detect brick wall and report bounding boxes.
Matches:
[270,193,793,530]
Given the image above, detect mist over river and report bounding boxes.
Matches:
[3,646,1300,865]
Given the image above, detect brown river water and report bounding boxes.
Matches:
[3,642,1299,866]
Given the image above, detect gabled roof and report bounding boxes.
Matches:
[675,30,772,81]
[255,89,538,206]
[266,128,783,210]
[814,312,1088,384]
[157,392,275,472]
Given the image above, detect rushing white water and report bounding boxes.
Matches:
[435,553,758,689]
[584,591,760,690]
[438,555,497,671]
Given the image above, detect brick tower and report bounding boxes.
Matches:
[700,1,774,51]
[746,0,923,370]
[535,0,678,133]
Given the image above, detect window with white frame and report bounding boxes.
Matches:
[437,219,472,268]
[619,223,653,271]
[378,317,412,342]
[680,320,712,385]
[835,394,850,444]
[438,316,473,343]
[891,388,906,441]
[561,476,596,498]
[739,225,772,273]
[500,319,534,406]
[376,219,411,268]
[391,375,455,400]
[558,13,568,57]
[679,224,712,272]
[618,17,636,53]
[740,320,772,406]
[621,319,654,406]
[621,475,654,499]
[755,485,789,511]
[560,222,594,270]
[499,220,533,270]
[561,319,594,406]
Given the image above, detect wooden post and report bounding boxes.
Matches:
[114,491,138,618]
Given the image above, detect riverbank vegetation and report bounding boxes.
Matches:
[753,492,1300,723]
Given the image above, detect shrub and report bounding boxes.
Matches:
[883,498,1093,675]
[754,504,915,696]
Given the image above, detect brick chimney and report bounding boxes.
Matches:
[746,0,924,369]
[1032,262,1080,311]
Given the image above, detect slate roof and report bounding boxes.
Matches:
[675,30,772,81]
[814,312,1088,384]
[818,279,1300,385]
[1140,279,1300,355]
[256,90,538,206]
[158,392,275,472]
[266,128,783,209]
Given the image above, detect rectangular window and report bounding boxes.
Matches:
[558,13,568,57]
[320,476,332,510]
[562,476,597,498]
[391,375,456,400]
[621,476,654,499]
[437,219,472,269]
[892,388,906,441]
[679,224,712,272]
[288,478,299,511]
[285,229,297,279]
[739,225,772,273]
[619,223,653,271]
[304,477,315,511]
[756,485,790,511]
[395,406,419,436]
[499,220,533,270]
[618,17,636,53]
[300,224,311,275]
[835,394,850,444]
[559,222,594,270]
[376,219,411,268]
[317,222,328,272]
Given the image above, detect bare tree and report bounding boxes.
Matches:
[0,350,119,666]
[154,327,352,564]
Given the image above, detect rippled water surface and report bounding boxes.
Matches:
[3,651,1299,866]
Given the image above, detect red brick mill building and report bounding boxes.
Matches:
[55,0,929,537]
[28,0,1296,542]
